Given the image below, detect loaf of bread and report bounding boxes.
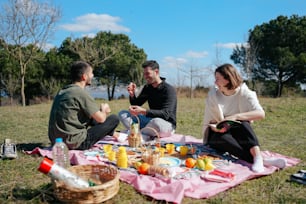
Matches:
[148,165,169,177]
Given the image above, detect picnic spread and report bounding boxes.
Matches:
[27,133,300,203]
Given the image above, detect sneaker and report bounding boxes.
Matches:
[298,169,306,174]
[290,170,306,185]
[0,139,18,159]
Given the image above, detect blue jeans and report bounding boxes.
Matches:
[118,110,174,137]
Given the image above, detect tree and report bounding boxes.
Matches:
[0,41,20,105]
[101,42,146,100]
[231,15,306,97]
[66,31,146,100]
[43,47,74,96]
[0,0,61,106]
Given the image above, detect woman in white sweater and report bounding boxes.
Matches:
[202,63,286,172]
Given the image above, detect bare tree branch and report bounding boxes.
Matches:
[0,0,61,106]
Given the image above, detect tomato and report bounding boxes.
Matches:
[185,158,197,168]
[138,162,150,175]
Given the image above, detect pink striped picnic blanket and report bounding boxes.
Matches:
[26,134,300,203]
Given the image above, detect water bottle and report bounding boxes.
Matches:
[52,138,70,169]
[38,157,90,188]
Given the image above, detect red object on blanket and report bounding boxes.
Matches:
[209,169,235,179]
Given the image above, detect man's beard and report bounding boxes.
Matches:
[86,80,92,86]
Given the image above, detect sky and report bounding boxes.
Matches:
[50,0,306,87]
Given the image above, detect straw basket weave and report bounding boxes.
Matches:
[140,127,161,165]
[128,116,141,148]
[53,164,119,204]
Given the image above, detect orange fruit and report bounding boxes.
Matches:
[185,158,196,168]
[138,162,150,175]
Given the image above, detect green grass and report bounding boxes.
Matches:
[0,97,305,204]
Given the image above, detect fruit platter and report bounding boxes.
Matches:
[88,142,236,182]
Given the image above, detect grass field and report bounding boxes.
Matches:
[0,97,305,204]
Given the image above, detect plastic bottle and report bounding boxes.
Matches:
[38,157,90,188]
[52,138,70,169]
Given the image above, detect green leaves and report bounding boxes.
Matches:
[231,15,306,97]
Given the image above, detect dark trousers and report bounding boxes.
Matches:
[77,114,119,150]
[207,121,260,163]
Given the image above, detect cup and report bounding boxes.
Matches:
[190,146,197,154]
[180,145,189,156]
[155,140,161,148]
[103,144,112,153]
[166,143,175,154]
[157,147,166,157]
[108,151,116,161]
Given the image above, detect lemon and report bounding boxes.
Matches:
[196,159,205,170]
[134,161,142,169]
[205,162,216,170]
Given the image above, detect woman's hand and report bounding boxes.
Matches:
[210,125,227,133]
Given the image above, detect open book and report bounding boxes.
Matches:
[208,120,242,131]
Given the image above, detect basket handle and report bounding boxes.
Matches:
[131,115,140,125]
[141,126,160,146]
[130,115,141,135]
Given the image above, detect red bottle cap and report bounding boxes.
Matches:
[38,157,54,174]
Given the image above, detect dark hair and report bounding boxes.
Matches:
[142,60,159,70]
[70,61,91,82]
[215,63,243,90]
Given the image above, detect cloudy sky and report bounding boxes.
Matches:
[50,0,305,86]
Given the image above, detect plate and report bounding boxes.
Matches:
[159,157,181,167]
[84,151,103,157]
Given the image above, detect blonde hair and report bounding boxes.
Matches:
[215,64,243,90]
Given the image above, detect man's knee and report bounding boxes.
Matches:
[147,118,173,133]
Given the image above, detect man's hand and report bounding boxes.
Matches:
[127,82,136,97]
[100,103,111,114]
[129,105,146,116]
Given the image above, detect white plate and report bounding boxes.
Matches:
[159,157,181,167]
[84,151,104,157]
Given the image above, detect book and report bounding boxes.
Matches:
[208,120,242,131]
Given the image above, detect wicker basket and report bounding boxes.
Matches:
[53,164,120,204]
[141,127,161,165]
[141,126,160,146]
[128,116,141,148]
[128,135,141,148]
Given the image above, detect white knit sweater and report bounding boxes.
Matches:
[202,83,263,144]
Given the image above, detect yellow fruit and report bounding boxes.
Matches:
[134,161,142,169]
[203,158,215,170]
[205,162,216,171]
[203,157,212,164]
[196,159,205,170]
